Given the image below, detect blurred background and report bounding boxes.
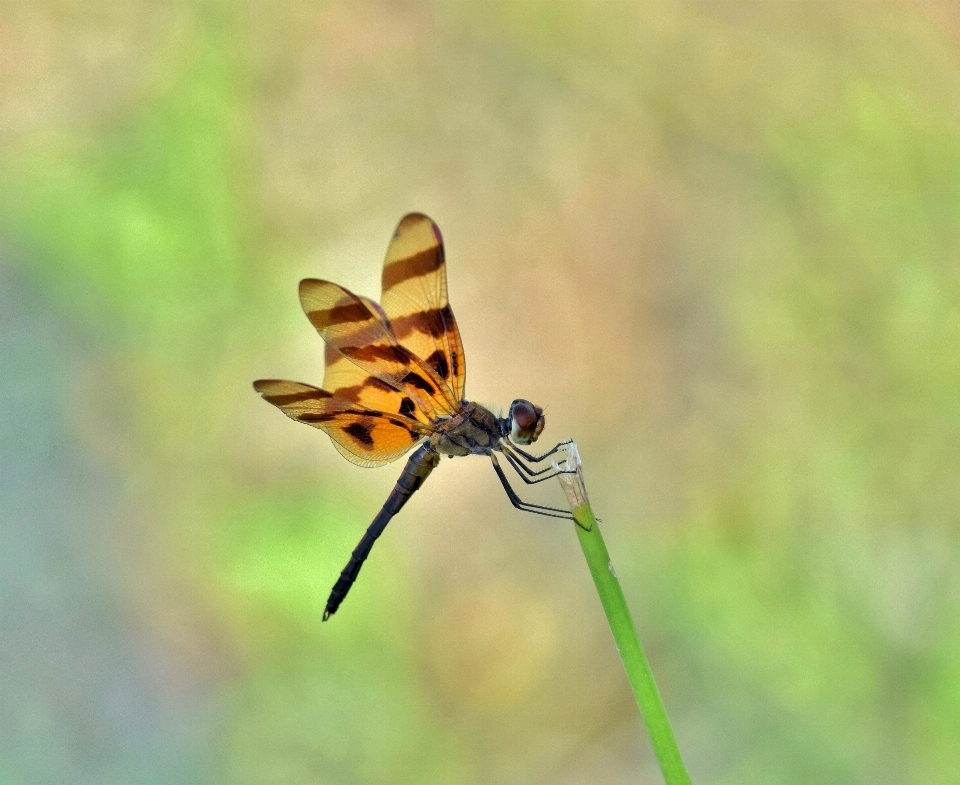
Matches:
[2,2,959,783]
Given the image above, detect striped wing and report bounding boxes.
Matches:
[322,341,432,427]
[380,214,466,403]
[299,279,458,418]
[252,379,430,467]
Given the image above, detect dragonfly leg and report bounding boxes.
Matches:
[508,438,573,464]
[489,454,576,522]
[501,444,558,478]
[501,446,563,485]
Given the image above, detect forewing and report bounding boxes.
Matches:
[252,379,427,467]
[323,343,433,427]
[299,279,457,417]
[380,213,466,403]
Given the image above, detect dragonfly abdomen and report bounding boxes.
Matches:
[323,443,440,621]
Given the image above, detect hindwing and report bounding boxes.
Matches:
[252,379,429,467]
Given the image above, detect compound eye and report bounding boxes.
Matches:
[510,399,543,444]
[511,400,537,430]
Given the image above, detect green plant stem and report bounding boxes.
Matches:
[572,501,692,785]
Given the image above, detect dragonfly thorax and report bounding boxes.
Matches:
[426,399,545,457]
[428,401,503,457]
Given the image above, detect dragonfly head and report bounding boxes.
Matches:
[508,399,545,445]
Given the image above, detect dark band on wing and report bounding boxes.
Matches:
[387,417,420,432]
[298,411,337,423]
[335,346,442,398]
[400,371,436,393]
[300,411,421,438]
[425,350,450,380]
[305,300,372,330]
[389,305,454,341]
[344,421,374,446]
[259,388,333,406]
[342,343,411,365]
[332,376,399,403]
[382,247,443,291]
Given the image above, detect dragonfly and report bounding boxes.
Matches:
[254,213,574,620]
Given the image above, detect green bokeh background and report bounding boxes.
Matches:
[3,3,959,783]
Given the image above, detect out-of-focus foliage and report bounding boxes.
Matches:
[2,2,959,783]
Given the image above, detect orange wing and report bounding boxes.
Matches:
[252,379,430,467]
[320,340,433,428]
[379,214,466,403]
[254,215,467,466]
[299,279,458,418]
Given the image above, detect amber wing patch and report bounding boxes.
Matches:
[253,379,428,467]
[322,342,434,428]
[299,278,458,417]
